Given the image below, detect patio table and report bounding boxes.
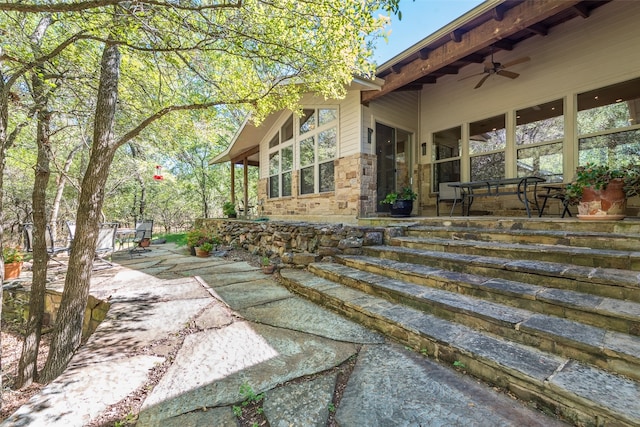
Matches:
[449,176,545,218]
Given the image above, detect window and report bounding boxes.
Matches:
[432,126,461,192]
[516,99,564,182]
[298,107,337,194]
[577,77,640,168]
[469,115,506,180]
[268,114,294,198]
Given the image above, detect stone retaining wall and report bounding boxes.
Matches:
[2,285,110,340]
[196,219,396,267]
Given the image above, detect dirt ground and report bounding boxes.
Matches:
[1,324,49,421]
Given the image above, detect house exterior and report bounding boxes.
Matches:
[211,0,640,223]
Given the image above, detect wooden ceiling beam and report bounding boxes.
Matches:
[493,39,514,51]
[464,53,486,63]
[418,48,431,60]
[438,66,459,75]
[450,29,464,43]
[528,23,549,36]
[362,0,583,104]
[572,3,591,18]
[492,4,507,21]
[390,64,403,74]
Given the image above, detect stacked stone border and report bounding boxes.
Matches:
[3,285,109,339]
[196,218,409,268]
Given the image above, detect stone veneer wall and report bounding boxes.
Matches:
[2,285,109,340]
[256,153,376,219]
[196,218,397,267]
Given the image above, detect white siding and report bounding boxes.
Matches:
[369,91,420,135]
[420,1,640,167]
[338,90,363,158]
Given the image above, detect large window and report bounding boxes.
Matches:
[577,77,640,168]
[516,99,564,182]
[299,108,337,194]
[432,126,461,191]
[469,115,506,180]
[268,115,294,198]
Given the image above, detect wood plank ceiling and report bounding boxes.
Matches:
[363,0,610,104]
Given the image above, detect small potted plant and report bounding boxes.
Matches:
[565,163,640,219]
[196,241,213,257]
[3,245,24,279]
[380,187,418,217]
[261,256,276,274]
[186,228,208,255]
[222,201,237,218]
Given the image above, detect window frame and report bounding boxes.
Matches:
[297,106,338,195]
[268,114,295,199]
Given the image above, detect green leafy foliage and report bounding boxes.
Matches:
[3,246,24,264]
[379,187,418,205]
[565,163,640,205]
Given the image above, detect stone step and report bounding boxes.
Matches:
[359,217,640,234]
[407,225,640,251]
[310,261,640,380]
[364,245,640,303]
[335,254,640,338]
[280,268,640,427]
[390,235,640,271]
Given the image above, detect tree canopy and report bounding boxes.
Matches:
[0,0,402,388]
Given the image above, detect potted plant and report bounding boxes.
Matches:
[196,241,213,257]
[380,187,418,217]
[186,228,207,255]
[3,246,24,280]
[222,201,237,218]
[565,163,640,219]
[261,256,276,274]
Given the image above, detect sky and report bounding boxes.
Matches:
[373,0,485,65]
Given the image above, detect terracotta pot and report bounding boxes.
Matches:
[5,262,23,280]
[262,264,276,274]
[578,178,626,219]
[195,248,210,258]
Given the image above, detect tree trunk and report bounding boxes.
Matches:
[50,141,84,241]
[40,41,120,382]
[17,64,53,387]
[0,56,8,408]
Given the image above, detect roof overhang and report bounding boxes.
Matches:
[363,0,611,103]
[209,112,281,166]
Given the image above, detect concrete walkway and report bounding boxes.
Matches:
[2,243,566,426]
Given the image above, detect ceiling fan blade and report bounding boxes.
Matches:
[474,74,491,89]
[501,56,530,68]
[458,71,486,81]
[496,69,519,79]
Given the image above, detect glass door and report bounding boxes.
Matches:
[376,123,412,211]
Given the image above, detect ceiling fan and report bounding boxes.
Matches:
[460,50,530,89]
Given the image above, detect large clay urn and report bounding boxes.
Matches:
[578,178,626,219]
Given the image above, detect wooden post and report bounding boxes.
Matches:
[230,162,235,205]
[243,157,249,218]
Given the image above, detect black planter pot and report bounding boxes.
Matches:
[390,200,413,217]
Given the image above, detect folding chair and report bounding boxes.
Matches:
[130,219,153,256]
[66,220,76,244]
[22,223,70,266]
[437,182,464,216]
[95,223,118,267]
